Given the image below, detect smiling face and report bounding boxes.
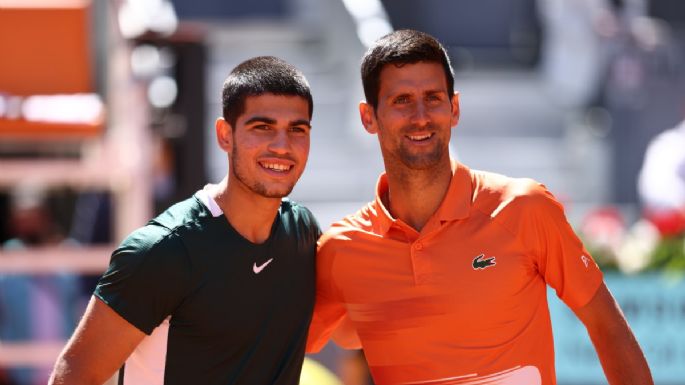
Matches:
[360,61,459,172]
[217,93,311,198]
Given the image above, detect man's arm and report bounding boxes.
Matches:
[573,282,653,385]
[49,296,146,385]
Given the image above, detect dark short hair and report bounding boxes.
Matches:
[361,29,455,109]
[222,56,313,127]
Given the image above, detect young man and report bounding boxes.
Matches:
[307,30,653,385]
[50,56,321,385]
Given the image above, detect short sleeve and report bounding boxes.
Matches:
[94,225,192,334]
[306,232,356,353]
[524,186,604,309]
[297,204,323,246]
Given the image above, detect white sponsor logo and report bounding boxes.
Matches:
[253,258,274,274]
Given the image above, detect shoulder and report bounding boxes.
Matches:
[470,169,559,218]
[148,195,210,231]
[280,199,320,231]
[110,196,207,270]
[280,199,319,228]
[317,202,376,251]
[279,199,322,244]
[108,224,188,277]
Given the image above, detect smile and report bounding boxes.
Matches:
[259,161,293,172]
[406,133,434,141]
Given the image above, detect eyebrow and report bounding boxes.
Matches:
[387,88,446,99]
[244,116,312,129]
[425,89,447,95]
[244,116,277,125]
[290,119,312,129]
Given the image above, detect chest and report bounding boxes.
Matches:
[335,215,542,322]
[171,232,316,339]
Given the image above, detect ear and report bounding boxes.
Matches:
[215,118,233,153]
[450,91,460,128]
[359,101,378,134]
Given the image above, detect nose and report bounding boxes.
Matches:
[267,130,291,155]
[411,101,430,127]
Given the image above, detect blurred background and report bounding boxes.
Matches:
[0,0,684,384]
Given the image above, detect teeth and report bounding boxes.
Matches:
[408,134,432,141]
[260,162,291,172]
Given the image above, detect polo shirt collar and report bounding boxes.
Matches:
[372,176,394,235]
[372,159,473,235]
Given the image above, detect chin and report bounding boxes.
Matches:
[256,184,296,199]
[401,157,442,170]
[399,149,446,170]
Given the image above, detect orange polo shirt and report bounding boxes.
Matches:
[307,161,603,385]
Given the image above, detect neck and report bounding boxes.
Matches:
[383,158,453,232]
[209,176,281,244]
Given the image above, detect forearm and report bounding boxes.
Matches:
[576,284,654,385]
[49,355,106,385]
[49,297,144,385]
[587,323,653,385]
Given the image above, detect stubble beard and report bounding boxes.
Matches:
[392,124,447,170]
[230,144,296,199]
[397,140,444,170]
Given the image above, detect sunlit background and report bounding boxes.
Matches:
[0,0,684,384]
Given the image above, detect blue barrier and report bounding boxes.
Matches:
[550,272,685,384]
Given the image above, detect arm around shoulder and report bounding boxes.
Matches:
[49,296,146,385]
[573,282,654,385]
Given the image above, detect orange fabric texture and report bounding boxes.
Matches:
[307,161,603,385]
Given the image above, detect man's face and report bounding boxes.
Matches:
[220,94,311,198]
[361,62,459,170]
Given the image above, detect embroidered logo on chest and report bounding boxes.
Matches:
[472,254,496,270]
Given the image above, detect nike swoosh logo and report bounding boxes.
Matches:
[472,254,496,270]
[253,258,274,274]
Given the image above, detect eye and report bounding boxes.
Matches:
[426,93,442,102]
[254,124,270,130]
[394,95,410,104]
[290,126,309,134]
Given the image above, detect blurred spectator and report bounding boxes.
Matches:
[536,0,614,108]
[0,369,10,385]
[638,118,685,236]
[68,190,112,302]
[536,0,673,110]
[602,1,677,109]
[0,184,81,385]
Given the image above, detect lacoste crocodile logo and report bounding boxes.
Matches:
[472,254,496,270]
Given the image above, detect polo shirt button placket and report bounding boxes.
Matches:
[412,242,427,284]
